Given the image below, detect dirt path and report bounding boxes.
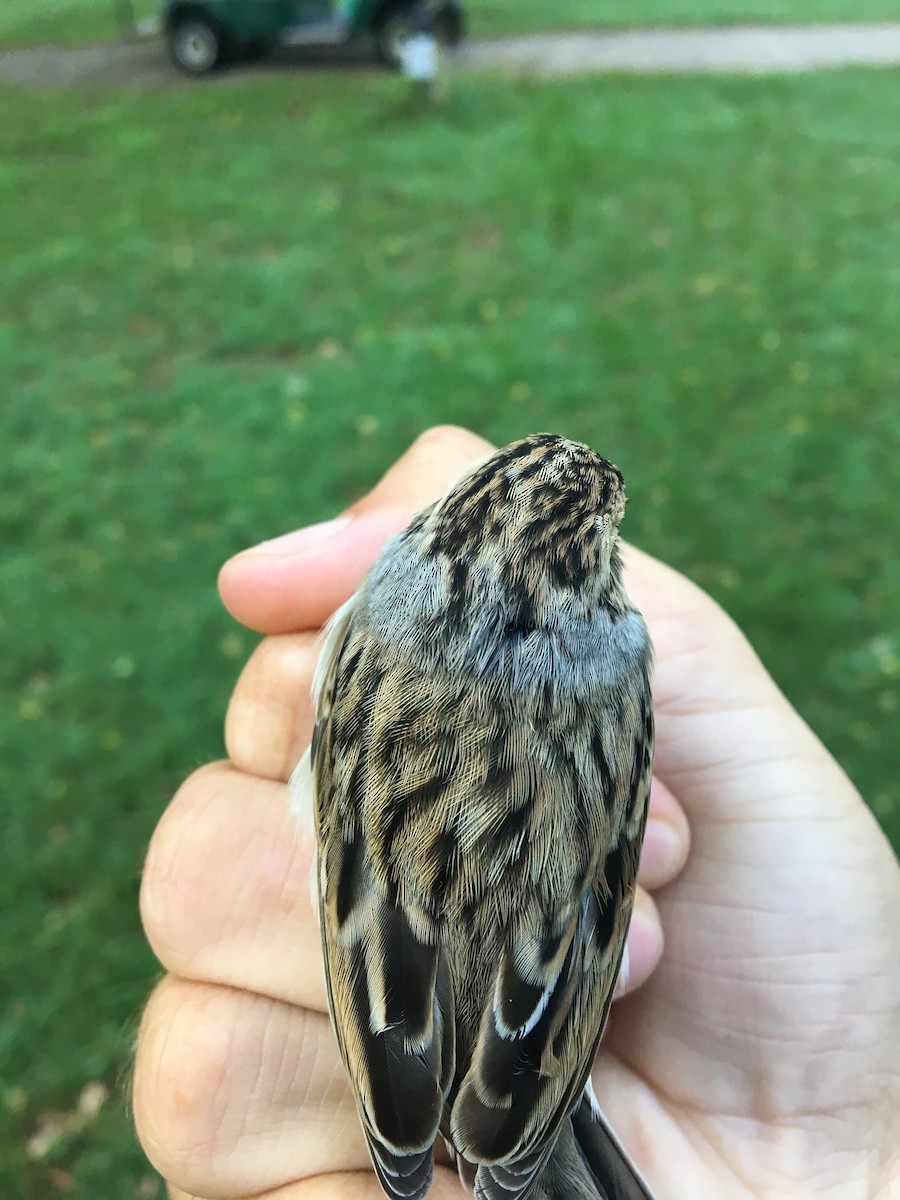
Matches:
[2,24,900,89]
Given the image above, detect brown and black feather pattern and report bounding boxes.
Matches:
[305,434,655,1200]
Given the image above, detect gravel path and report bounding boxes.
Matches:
[1,24,900,88]
[460,25,900,75]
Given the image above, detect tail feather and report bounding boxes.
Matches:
[530,1096,655,1200]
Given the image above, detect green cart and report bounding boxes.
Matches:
[163,0,465,75]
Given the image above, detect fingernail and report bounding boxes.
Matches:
[240,516,352,557]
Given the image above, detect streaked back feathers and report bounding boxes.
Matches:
[302,434,655,1200]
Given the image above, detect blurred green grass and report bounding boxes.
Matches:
[2,0,899,46]
[2,63,899,1197]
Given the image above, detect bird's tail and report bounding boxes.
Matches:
[531,1095,655,1200]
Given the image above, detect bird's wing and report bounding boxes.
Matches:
[310,596,456,1200]
[567,1089,656,1200]
[450,691,652,1200]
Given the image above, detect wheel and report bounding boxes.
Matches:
[168,15,225,76]
[374,2,464,68]
[434,2,464,47]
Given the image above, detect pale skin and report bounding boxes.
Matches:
[134,426,900,1200]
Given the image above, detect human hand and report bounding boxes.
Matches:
[134,427,900,1200]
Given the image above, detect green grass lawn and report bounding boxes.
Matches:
[2,0,899,47]
[2,65,899,1197]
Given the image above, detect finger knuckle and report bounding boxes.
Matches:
[140,765,224,965]
[224,634,315,781]
[133,979,238,1188]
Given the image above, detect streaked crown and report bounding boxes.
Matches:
[424,433,625,589]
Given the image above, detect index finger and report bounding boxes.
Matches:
[218,427,492,634]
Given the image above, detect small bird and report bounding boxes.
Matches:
[293,434,656,1200]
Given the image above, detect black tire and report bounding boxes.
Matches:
[374,1,464,68]
[168,14,225,76]
[434,1,464,47]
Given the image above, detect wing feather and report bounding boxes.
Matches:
[450,688,652,1200]
[311,596,455,1200]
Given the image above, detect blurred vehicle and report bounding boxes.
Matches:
[163,0,465,75]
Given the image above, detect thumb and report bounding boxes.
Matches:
[218,426,494,633]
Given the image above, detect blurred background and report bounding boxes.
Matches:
[2,1,898,1195]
